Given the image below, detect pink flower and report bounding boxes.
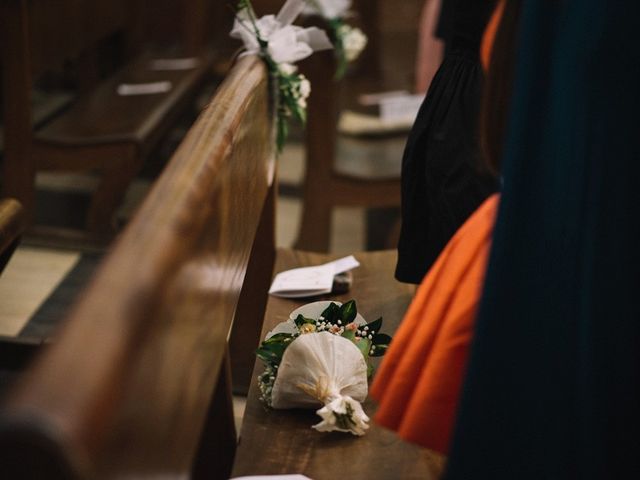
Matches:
[345,322,358,332]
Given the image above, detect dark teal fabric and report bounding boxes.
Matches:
[445,1,640,478]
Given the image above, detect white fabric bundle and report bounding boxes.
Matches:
[271,332,370,435]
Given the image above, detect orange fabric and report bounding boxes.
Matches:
[371,194,499,455]
[481,0,505,71]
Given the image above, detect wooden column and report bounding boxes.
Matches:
[1,0,35,224]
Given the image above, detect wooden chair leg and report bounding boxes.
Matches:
[295,189,332,252]
[86,145,141,234]
[386,213,402,250]
[191,348,237,480]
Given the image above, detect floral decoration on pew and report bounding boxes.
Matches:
[256,300,392,436]
[303,0,368,78]
[231,0,333,152]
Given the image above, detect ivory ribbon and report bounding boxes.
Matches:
[231,0,333,65]
[297,376,370,436]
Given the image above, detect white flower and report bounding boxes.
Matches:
[304,0,352,19]
[312,395,370,436]
[299,323,316,334]
[299,76,311,98]
[279,63,298,75]
[339,25,367,62]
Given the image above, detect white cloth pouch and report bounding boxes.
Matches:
[271,332,370,435]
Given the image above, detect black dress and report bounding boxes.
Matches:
[395,0,498,284]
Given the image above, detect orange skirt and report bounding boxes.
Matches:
[371,194,499,455]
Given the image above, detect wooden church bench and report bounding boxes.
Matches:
[1,0,212,238]
[0,54,444,479]
[0,55,271,479]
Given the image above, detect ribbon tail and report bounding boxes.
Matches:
[276,0,306,26]
[298,27,334,52]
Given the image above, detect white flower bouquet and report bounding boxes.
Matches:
[230,0,332,151]
[303,0,368,78]
[256,300,392,436]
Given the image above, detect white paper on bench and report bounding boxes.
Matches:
[378,94,424,123]
[117,81,172,96]
[232,475,312,480]
[358,90,411,106]
[268,255,360,298]
[150,57,200,71]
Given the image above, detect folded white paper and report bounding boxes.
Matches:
[117,81,172,96]
[358,90,411,106]
[269,256,360,298]
[338,110,414,135]
[150,57,200,71]
[378,94,424,123]
[232,476,313,480]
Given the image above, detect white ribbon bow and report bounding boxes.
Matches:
[231,0,333,65]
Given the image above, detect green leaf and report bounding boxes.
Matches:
[320,302,340,323]
[364,316,383,334]
[338,300,357,324]
[293,314,315,328]
[256,333,296,364]
[263,333,295,344]
[372,333,392,347]
[256,346,281,364]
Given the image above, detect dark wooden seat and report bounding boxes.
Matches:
[0,53,443,479]
[1,0,212,238]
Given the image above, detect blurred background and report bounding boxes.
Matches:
[0,0,424,339]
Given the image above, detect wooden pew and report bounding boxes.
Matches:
[0,55,272,479]
[0,54,444,479]
[0,0,212,239]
